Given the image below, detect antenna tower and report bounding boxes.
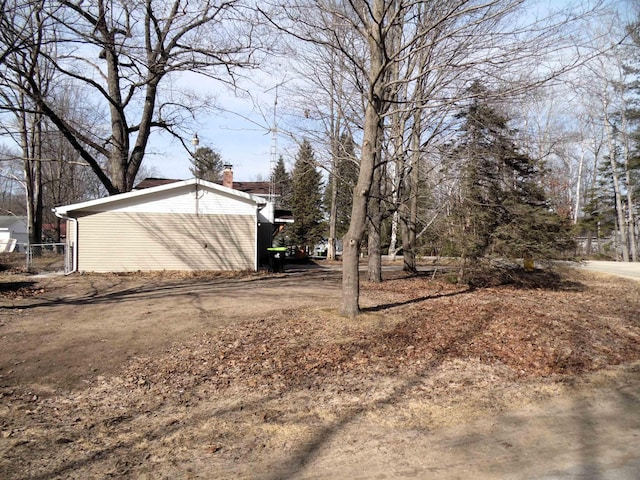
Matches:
[269,85,278,204]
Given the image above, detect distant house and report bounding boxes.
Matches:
[53,176,291,274]
[42,222,67,242]
[133,166,273,197]
[0,216,28,252]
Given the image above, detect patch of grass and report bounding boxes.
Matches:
[0,251,64,274]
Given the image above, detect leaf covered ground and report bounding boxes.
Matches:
[0,266,639,479]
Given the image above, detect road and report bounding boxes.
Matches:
[579,260,640,281]
[302,258,640,282]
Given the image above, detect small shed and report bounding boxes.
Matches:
[0,216,28,252]
[53,178,276,273]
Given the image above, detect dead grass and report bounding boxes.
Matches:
[0,251,64,274]
[0,266,639,479]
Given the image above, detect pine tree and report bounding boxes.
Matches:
[190,147,223,183]
[620,20,640,260]
[290,139,325,249]
[271,155,292,209]
[450,83,574,265]
[578,149,625,257]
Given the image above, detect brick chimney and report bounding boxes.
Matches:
[222,164,233,188]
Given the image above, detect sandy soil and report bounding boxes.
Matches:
[0,261,639,479]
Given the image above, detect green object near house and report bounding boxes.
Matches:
[266,247,287,273]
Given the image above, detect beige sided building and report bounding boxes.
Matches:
[53,178,277,273]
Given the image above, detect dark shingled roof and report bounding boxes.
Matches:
[231,181,270,195]
[133,177,182,190]
[134,177,271,196]
[0,216,26,229]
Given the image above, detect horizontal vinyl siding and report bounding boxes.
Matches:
[90,186,258,216]
[77,212,256,272]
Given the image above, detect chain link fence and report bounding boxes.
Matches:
[25,243,66,272]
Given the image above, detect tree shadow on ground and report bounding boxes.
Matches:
[364,266,585,315]
[2,268,638,479]
[406,265,586,292]
[362,286,473,312]
[0,281,37,295]
[6,283,495,480]
[0,270,342,311]
[467,266,586,291]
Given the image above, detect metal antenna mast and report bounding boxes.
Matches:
[269,85,278,204]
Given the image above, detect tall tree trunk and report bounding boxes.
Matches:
[21,107,44,258]
[604,112,629,262]
[622,130,637,262]
[367,157,383,282]
[401,109,422,273]
[327,75,340,261]
[98,2,130,194]
[610,166,628,261]
[340,3,385,316]
[586,138,601,256]
[388,209,399,259]
[573,148,585,224]
[625,169,637,262]
[387,122,405,262]
[328,171,338,260]
[385,23,404,262]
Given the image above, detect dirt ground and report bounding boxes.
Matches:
[0,256,639,479]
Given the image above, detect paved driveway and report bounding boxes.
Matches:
[580,261,640,281]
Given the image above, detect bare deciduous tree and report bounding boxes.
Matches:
[0,0,54,251]
[264,0,605,315]
[1,0,266,195]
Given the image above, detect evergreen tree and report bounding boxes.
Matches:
[190,147,223,183]
[578,154,617,244]
[621,20,640,259]
[450,83,574,263]
[290,139,325,249]
[271,155,292,209]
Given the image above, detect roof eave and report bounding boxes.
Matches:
[53,178,267,217]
